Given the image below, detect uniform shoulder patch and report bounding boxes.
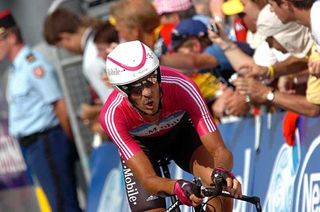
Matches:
[26,53,36,63]
[33,66,45,78]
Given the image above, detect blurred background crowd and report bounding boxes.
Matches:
[0,0,319,211]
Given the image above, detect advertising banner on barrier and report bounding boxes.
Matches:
[219,113,320,212]
[0,89,39,211]
[87,112,320,212]
[0,119,29,190]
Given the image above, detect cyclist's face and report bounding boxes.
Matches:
[124,71,161,115]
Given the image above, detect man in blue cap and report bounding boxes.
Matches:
[170,18,254,117]
[0,8,81,211]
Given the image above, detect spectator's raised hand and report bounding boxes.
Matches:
[224,91,250,116]
[238,63,269,80]
[211,85,234,117]
[207,21,230,47]
[233,76,271,104]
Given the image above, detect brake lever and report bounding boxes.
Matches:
[221,191,262,212]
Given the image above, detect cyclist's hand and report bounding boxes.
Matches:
[174,179,203,207]
[211,167,242,198]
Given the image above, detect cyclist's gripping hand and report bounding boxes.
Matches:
[174,179,203,207]
[211,167,242,198]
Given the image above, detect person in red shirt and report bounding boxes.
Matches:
[100,40,242,211]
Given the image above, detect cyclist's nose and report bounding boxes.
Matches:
[141,86,153,97]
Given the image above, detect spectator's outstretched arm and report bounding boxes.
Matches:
[160,52,219,75]
[234,77,320,117]
[208,26,309,79]
[272,56,308,77]
[240,56,308,79]
[208,25,255,72]
[271,91,320,117]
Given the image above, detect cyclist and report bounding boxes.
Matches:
[100,40,242,212]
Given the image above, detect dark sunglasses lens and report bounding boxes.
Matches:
[120,69,159,95]
[129,86,143,95]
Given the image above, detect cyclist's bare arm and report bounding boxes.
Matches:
[201,131,233,170]
[200,131,242,198]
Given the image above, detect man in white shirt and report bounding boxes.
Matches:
[43,7,114,103]
[268,0,320,78]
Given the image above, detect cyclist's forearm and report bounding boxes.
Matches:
[142,176,176,196]
[213,146,233,171]
[125,151,177,196]
[201,131,233,171]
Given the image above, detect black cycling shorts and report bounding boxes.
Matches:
[120,113,203,211]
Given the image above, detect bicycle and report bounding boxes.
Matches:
[158,157,262,212]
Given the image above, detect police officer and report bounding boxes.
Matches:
[0,9,81,212]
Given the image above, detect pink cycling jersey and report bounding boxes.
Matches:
[100,66,217,160]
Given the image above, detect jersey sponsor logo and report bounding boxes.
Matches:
[123,164,139,205]
[295,136,320,212]
[129,112,184,137]
[33,66,45,78]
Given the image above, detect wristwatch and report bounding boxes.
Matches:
[266,89,275,102]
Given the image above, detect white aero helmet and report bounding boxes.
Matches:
[106,40,160,86]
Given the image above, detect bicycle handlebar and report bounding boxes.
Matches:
[165,174,262,212]
[201,187,262,212]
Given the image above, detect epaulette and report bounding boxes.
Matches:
[26,53,36,63]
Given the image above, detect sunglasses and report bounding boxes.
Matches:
[118,67,160,95]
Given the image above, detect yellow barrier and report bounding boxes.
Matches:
[35,186,51,212]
